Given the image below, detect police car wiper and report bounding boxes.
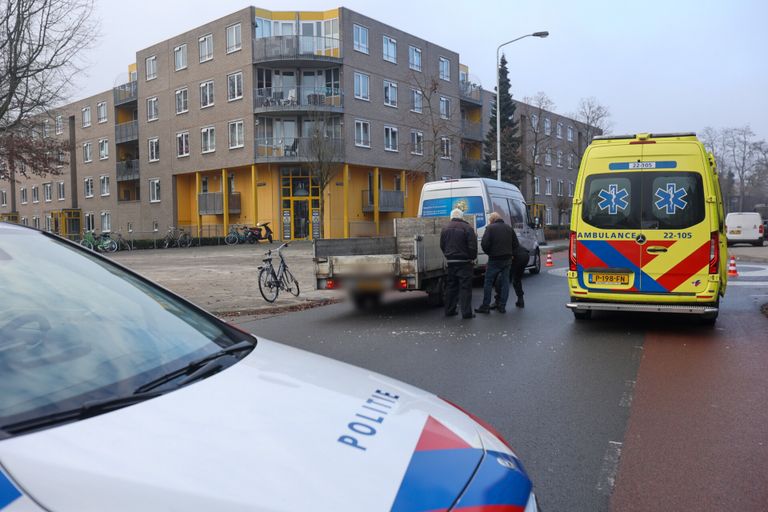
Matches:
[1,391,165,435]
[132,340,255,394]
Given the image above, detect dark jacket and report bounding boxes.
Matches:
[481,218,519,260]
[440,218,478,262]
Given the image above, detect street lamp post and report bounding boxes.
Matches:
[495,31,549,181]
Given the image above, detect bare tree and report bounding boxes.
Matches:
[304,110,343,239]
[569,96,611,164]
[722,126,759,211]
[1,0,95,182]
[748,139,768,199]
[700,126,735,209]
[517,92,556,208]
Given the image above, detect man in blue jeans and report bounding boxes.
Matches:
[475,212,516,314]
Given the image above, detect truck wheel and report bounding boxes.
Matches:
[425,278,445,307]
[529,250,541,275]
[573,309,592,320]
[427,291,444,307]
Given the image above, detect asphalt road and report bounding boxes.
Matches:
[237,255,768,511]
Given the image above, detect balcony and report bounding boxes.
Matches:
[253,35,341,65]
[461,158,485,178]
[254,86,343,113]
[198,192,241,215]
[114,81,137,105]
[459,80,483,105]
[362,190,405,213]
[116,159,140,181]
[461,120,484,142]
[254,137,344,162]
[115,120,138,144]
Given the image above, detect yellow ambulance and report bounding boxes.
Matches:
[566,133,727,323]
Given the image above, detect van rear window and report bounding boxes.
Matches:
[422,196,486,227]
[582,172,704,230]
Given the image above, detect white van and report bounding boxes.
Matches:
[418,178,541,273]
[725,212,765,246]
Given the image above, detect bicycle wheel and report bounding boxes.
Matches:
[80,239,94,250]
[258,267,279,303]
[225,233,238,246]
[179,233,192,248]
[163,235,173,249]
[105,239,118,253]
[283,269,300,297]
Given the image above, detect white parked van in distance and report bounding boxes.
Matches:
[418,178,541,274]
[725,212,765,246]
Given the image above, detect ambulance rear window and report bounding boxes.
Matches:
[582,174,639,229]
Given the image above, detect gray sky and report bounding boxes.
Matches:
[79,0,768,140]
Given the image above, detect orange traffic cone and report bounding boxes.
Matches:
[727,256,738,277]
[545,251,554,267]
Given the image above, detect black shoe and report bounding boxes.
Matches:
[475,305,491,314]
[445,310,458,317]
[462,313,476,319]
[497,306,507,313]
[489,303,498,310]
[515,298,525,308]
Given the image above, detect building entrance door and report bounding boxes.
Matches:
[280,168,320,240]
[293,199,310,239]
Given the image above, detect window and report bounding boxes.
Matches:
[149,178,161,203]
[556,122,563,139]
[201,126,216,153]
[148,137,160,162]
[544,118,551,135]
[177,131,190,157]
[410,130,423,155]
[353,24,368,53]
[100,175,110,196]
[99,138,109,160]
[84,177,94,198]
[200,80,215,108]
[58,181,65,200]
[199,34,213,62]
[42,120,50,138]
[32,186,39,203]
[568,154,575,170]
[441,137,452,159]
[145,55,157,80]
[354,72,369,100]
[534,177,540,195]
[83,142,92,163]
[545,178,552,196]
[568,180,574,197]
[83,212,94,231]
[147,97,159,121]
[439,57,450,81]
[384,126,398,151]
[82,106,91,127]
[227,72,243,101]
[558,179,564,196]
[383,35,396,63]
[175,88,188,114]
[97,102,108,123]
[228,120,244,149]
[226,23,241,53]
[1,190,6,206]
[409,45,422,71]
[557,150,563,167]
[201,177,209,193]
[174,44,187,71]
[545,207,552,226]
[354,120,370,147]
[439,97,451,119]
[32,216,39,229]
[411,89,422,113]
[544,148,552,166]
[383,80,398,107]
[43,183,52,202]
[57,150,65,167]
[100,211,111,232]
[55,115,63,134]
[531,114,539,131]
[567,125,574,142]
[20,187,27,204]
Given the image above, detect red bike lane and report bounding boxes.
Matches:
[611,296,768,510]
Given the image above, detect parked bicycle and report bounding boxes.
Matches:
[224,225,249,246]
[162,226,193,248]
[113,231,133,251]
[258,243,300,302]
[80,231,118,253]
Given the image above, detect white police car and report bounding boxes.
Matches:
[0,223,538,511]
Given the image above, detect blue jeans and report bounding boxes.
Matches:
[482,258,511,308]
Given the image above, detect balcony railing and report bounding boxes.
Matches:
[361,190,405,213]
[254,137,344,161]
[116,159,140,181]
[114,81,137,105]
[254,86,343,110]
[459,80,483,104]
[198,192,241,215]
[253,35,341,62]
[461,120,484,141]
[115,120,138,144]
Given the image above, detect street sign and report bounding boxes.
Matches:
[491,160,498,172]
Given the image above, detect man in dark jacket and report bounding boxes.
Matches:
[475,212,516,313]
[440,208,478,319]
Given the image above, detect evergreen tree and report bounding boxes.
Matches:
[482,54,522,184]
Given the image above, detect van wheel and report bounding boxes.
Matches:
[573,309,592,320]
[529,250,541,275]
[701,300,719,325]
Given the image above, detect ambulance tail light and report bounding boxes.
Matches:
[441,397,517,454]
[709,231,719,274]
[569,231,577,271]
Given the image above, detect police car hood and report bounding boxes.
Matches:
[0,338,523,512]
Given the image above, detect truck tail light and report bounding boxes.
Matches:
[441,397,516,454]
[760,224,765,235]
[325,278,337,289]
[709,231,719,274]
[569,231,577,272]
[397,278,408,290]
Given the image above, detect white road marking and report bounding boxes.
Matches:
[619,380,636,408]
[731,264,768,277]
[547,267,569,277]
[727,281,768,287]
[596,440,623,495]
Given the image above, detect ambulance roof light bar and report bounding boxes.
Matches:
[593,132,697,141]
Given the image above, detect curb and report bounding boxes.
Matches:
[215,297,345,319]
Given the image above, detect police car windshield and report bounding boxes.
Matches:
[582,172,704,230]
[0,227,249,431]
